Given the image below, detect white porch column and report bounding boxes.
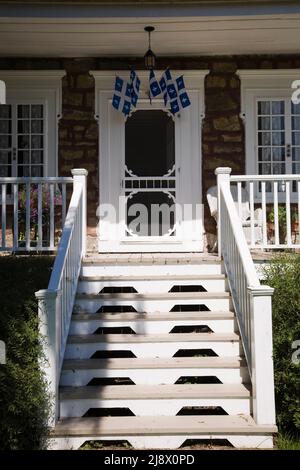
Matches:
[215,167,232,257]
[35,289,61,427]
[248,285,276,425]
[71,169,88,257]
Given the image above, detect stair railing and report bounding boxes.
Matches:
[216,167,276,426]
[35,169,87,426]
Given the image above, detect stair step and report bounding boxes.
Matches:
[60,356,249,386]
[60,383,251,400]
[52,415,277,437]
[70,311,235,334]
[67,332,239,344]
[82,254,222,266]
[62,356,246,370]
[76,292,230,300]
[59,384,251,417]
[71,311,234,321]
[65,332,240,359]
[75,292,232,314]
[79,274,225,281]
[81,261,223,277]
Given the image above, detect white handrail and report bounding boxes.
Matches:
[216,167,276,426]
[35,169,87,426]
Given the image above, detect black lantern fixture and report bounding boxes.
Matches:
[144,26,156,70]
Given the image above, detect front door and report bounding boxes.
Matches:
[95,71,207,252]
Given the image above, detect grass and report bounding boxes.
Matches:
[276,433,300,450]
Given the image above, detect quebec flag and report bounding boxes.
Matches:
[149,69,161,102]
[130,70,141,108]
[159,70,191,115]
[112,76,132,116]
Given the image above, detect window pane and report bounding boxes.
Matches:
[273,163,285,174]
[258,147,271,161]
[0,120,11,134]
[272,132,285,145]
[17,105,29,119]
[272,116,284,130]
[0,135,11,148]
[31,120,43,133]
[31,105,43,118]
[18,165,30,177]
[292,132,300,145]
[258,101,270,114]
[17,120,30,134]
[31,135,43,149]
[293,162,300,174]
[272,101,284,114]
[18,135,29,149]
[272,147,285,161]
[31,150,43,164]
[292,116,300,130]
[292,102,300,114]
[259,163,271,175]
[0,150,11,164]
[0,165,10,177]
[18,150,30,164]
[292,147,300,161]
[31,165,43,177]
[258,132,271,146]
[0,105,11,119]
[258,117,270,130]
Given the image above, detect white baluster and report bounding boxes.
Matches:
[273,181,279,246]
[286,181,291,246]
[1,184,6,249]
[261,181,267,246]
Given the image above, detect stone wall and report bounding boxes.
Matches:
[1,55,300,245]
[59,60,98,235]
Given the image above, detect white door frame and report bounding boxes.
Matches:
[91,70,208,252]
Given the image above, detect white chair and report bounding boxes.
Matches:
[206,185,263,247]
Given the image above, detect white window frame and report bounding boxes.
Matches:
[0,70,64,177]
[238,69,300,201]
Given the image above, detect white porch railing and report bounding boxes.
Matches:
[230,174,300,249]
[216,167,276,426]
[35,169,87,426]
[0,177,73,251]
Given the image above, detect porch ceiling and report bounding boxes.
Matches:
[0,11,300,57]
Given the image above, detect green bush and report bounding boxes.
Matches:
[0,256,53,450]
[263,253,300,436]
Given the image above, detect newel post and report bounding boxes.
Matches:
[71,169,88,257]
[35,289,61,427]
[215,167,232,257]
[248,285,276,425]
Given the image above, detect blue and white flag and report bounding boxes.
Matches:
[159,69,173,106]
[159,70,191,114]
[130,70,141,108]
[149,69,161,102]
[112,76,132,116]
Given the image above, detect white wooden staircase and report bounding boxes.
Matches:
[50,254,277,450]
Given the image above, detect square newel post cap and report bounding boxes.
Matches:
[215,167,232,176]
[71,169,88,177]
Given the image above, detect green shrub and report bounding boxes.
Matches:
[263,253,300,436]
[0,256,53,450]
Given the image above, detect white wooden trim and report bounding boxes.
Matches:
[0,70,64,177]
[91,70,208,252]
